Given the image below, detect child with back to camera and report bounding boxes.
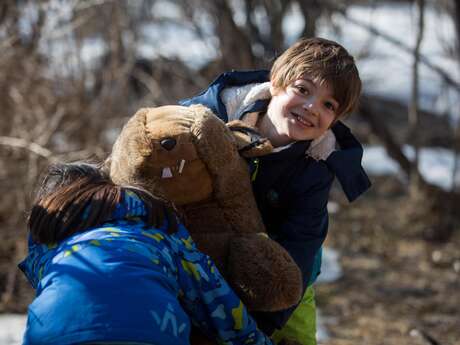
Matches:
[19,162,275,345]
[180,37,372,345]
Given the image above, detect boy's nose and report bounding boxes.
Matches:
[303,99,319,115]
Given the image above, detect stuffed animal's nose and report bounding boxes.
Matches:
[160,138,176,151]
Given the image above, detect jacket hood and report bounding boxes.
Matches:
[18,191,151,289]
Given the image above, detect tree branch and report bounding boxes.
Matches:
[359,96,416,180]
[331,4,460,93]
[408,0,425,182]
[0,136,53,159]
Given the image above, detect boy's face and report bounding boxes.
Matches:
[266,77,338,145]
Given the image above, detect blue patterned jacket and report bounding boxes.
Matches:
[19,191,273,345]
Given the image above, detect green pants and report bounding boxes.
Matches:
[272,286,317,345]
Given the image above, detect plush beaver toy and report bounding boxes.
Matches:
[108,104,302,313]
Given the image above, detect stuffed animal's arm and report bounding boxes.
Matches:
[184,231,302,313]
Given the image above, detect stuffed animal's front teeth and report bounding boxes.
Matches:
[161,167,173,178]
[178,160,185,174]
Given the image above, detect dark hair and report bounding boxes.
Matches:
[29,162,178,244]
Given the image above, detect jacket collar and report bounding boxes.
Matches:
[180,69,270,122]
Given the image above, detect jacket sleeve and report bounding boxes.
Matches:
[179,73,229,122]
[253,162,334,334]
[176,239,274,345]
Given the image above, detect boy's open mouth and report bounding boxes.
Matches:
[291,112,314,128]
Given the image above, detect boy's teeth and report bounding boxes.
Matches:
[294,114,311,126]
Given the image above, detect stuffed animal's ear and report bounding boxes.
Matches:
[226,120,273,158]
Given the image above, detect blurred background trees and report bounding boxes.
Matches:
[0,0,459,343]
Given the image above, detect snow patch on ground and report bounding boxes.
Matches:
[316,308,331,343]
[315,247,344,342]
[363,145,460,190]
[0,314,26,345]
[317,248,343,284]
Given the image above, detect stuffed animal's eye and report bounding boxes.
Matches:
[160,138,177,151]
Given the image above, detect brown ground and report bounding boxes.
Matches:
[318,175,460,345]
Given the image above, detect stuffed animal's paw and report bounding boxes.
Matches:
[227,234,302,311]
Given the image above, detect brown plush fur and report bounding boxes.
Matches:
[109,104,302,312]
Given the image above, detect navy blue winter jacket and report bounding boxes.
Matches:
[180,70,371,333]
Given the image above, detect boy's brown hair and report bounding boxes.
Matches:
[270,37,362,119]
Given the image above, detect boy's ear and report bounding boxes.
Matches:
[269,82,280,97]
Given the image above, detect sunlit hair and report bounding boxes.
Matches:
[270,37,362,119]
[29,162,177,244]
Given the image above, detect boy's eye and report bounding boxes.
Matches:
[295,85,308,94]
[325,102,335,111]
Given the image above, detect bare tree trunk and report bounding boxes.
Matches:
[359,96,416,179]
[297,0,322,37]
[455,0,460,50]
[452,127,460,193]
[239,0,291,59]
[451,0,460,192]
[211,0,255,69]
[408,0,425,198]
[263,0,290,54]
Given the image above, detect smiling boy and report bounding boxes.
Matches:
[258,78,338,146]
[181,37,371,345]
